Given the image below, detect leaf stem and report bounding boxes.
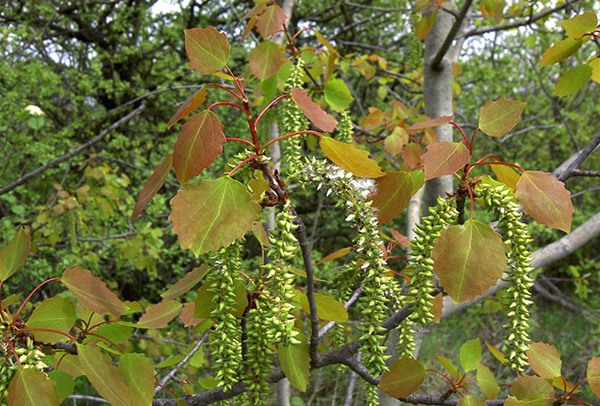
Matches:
[254,94,291,127]
[205,83,244,101]
[228,154,259,177]
[21,327,78,343]
[226,137,255,147]
[14,277,61,321]
[261,130,324,152]
[450,121,470,148]
[207,101,248,114]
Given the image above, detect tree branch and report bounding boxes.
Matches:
[430,0,474,70]
[554,132,600,182]
[0,104,144,196]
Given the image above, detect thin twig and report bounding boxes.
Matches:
[430,0,474,70]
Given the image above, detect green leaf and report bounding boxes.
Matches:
[88,324,133,345]
[169,177,261,255]
[77,344,131,406]
[298,292,348,322]
[26,296,76,344]
[61,267,128,316]
[370,171,424,224]
[477,365,500,399]
[118,353,155,406]
[491,164,520,191]
[479,97,526,137]
[278,334,311,392]
[53,354,81,378]
[0,225,30,281]
[510,375,554,406]
[137,300,182,329]
[173,110,225,184]
[485,341,507,364]
[588,358,600,397]
[560,12,598,39]
[422,141,470,180]
[249,40,286,80]
[589,57,600,83]
[291,88,337,132]
[437,356,460,380]
[320,136,384,178]
[458,396,486,406]
[527,342,562,379]
[255,3,287,38]
[384,127,408,156]
[184,27,230,74]
[131,154,172,221]
[161,265,210,300]
[324,78,353,111]
[540,38,582,66]
[47,370,75,402]
[555,64,592,97]
[7,369,60,406]
[167,86,208,128]
[433,220,507,303]
[516,171,573,233]
[459,339,482,372]
[378,356,425,398]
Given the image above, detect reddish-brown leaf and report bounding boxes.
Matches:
[173,110,225,184]
[379,357,425,398]
[371,171,424,224]
[249,40,286,80]
[61,267,128,316]
[185,27,230,74]
[0,225,30,282]
[361,107,384,130]
[167,87,208,128]
[161,265,209,301]
[402,142,423,168]
[516,171,573,233]
[510,375,554,402]
[180,302,204,327]
[433,220,507,303]
[320,136,384,178]
[137,300,182,329]
[131,154,172,221]
[77,344,131,405]
[317,247,352,265]
[422,141,470,180]
[255,4,287,38]
[390,228,410,248]
[408,115,454,131]
[7,369,60,406]
[290,88,337,132]
[527,342,562,379]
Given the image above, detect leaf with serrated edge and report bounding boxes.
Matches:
[26,297,76,344]
[485,341,507,364]
[460,339,482,372]
[168,87,208,128]
[491,164,520,191]
[255,4,287,38]
[180,302,204,327]
[516,171,573,233]
[527,342,562,379]
[137,300,182,329]
[320,136,384,178]
[384,127,408,156]
[378,356,425,398]
[324,78,353,112]
[561,12,598,39]
[170,177,261,255]
[77,344,131,406]
[458,396,486,406]
[422,141,470,180]
[317,247,352,265]
[402,142,423,168]
[371,171,424,224]
[291,88,337,132]
[433,220,507,303]
[479,98,526,137]
[279,334,310,392]
[477,365,500,399]
[131,154,172,221]
[62,267,128,316]
[118,353,155,406]
[185,27,230,74]
[540,38,582,66]
[173,110,225,184]
[298,292,348,322]
[510,375,554,404]
[0,225,30,282]
[437,356,460,379]
[555,65,592,97]
[408,115,453,131]
[588,358,600,397]
[249,41,285,80]
[7,369,60,406]
[161,265,209,300]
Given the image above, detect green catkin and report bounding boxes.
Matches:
[336,110,354,143]
[280,58,307,179]
[207,242,243,391]
[408,197,458,327]
[261,202,300,346]
[300,158,394,405]
[476,182,534,372]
